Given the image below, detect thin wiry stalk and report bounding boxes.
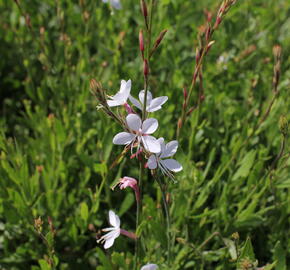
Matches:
[155,175,171,265]
[135,1,155,268]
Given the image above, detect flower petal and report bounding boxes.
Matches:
[147,96,168,112]
[147,155,158,169]
[141,264,158,270]
[157,137,165,153]
[160,140,179,158]
[109,210,120,228]
[142,136,161,153]
[113,132,135,145]
[139,90,152,105]
[160,159,183,172]
[129,95,142,110]
[142,118,158,134]
[103,230,120,249]
[120,79,131,97]
[126,114,142,131]
[107,99,123,107]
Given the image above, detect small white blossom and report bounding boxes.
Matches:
[107,79,131,107]
[129,90,168,112]
[97,210,120,249]
[147,138,182,178]
[113,113,161,153]
[141,264,158,270]
[102,0,121,10]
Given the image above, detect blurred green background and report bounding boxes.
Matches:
[0,0,289,269]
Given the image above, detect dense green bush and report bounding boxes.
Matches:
[0,0,289,269]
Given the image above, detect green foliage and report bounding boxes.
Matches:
[0,0,290,269]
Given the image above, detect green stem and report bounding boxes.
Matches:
[155,176,171,264]
[136,1,155,268]
[134,160,144,269]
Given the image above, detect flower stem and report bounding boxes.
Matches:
[142,0,154,120]
[155,176,171,264]
[134,160,144,269]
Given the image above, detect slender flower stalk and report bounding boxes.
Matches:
[135,1,156,268]
[154,176,171,264]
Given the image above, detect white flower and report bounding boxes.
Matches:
[147,138,182,178]
[107,79,131,107]
[97,210,121,249]
[113,114,161,153]
[141,264,158,270]
[102,0,122,10]
[129,90,168,112]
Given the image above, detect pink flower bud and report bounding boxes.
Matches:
[124,103,133,114]
[143,59,149,77]
[214,16,222,29]
[139,29,144,53]
[205,25,211,41]
[115,177,140,203]
[183,87,188,100]
[152,29,167,51]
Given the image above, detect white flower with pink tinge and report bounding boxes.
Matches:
[97,210,120,249]
[113,114,161,153]
[107,79,131,107]
[147,138,182,178]
[141,264,158,270]
[102,0,121,10]
[97,210,136,249]
[129,90,168,112]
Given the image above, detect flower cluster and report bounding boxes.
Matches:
[94,78,182,269]
[109,79,182,178]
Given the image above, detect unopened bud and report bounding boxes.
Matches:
[143,59,149,77]
[205,25,211,41]
[204,9,213,22]
[139,29,144,53]
[90,79,102,94]
[140,0,148,18]
[279,115,288,136]
[214,16,222,29]
[153,29,167,50]
[183,87,188,99]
